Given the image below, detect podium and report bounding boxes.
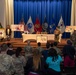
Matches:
[0,28,6,38]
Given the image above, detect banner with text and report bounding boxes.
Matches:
[11,24,24,31]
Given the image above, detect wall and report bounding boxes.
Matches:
[0,0,6,28]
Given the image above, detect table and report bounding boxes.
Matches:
[22,33,62,43]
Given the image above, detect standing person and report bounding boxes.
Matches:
[70,30,76,46]
[13,47,26,75]
[7,43,14,56]
[25,49,46,75]
[5,25,12,40]
[36,42,44,53]
[62,40,75,67]
[42,42,51,60]
[0,43,15,75]
[54,27,61,42]
[46,48,62,75]
[53,42,62,55]
[24,40,33,61]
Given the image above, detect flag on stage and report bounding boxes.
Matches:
[26,16,34,33]
[34,17,42,33]
[19,17,27,31]
[49,15,55,34]
[42,17,49,33]
[58,16,65,33]
[19,17,25,25]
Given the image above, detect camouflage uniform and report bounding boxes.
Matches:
[13,56,26,75]
[70,30,76,46]
[0,54,15,75]
[36,47,44,53]
[54,28,61,42]
[24,45,33,61]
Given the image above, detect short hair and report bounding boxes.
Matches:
[46,42,50,48]
[7,43,11,47]
[37,42,41,46]
[1,43,8,51]
[27,40,30,45]
[50,43,53,47]
[15,47,22,57]
[53,42,58,46]
[67,40,72,45]
[7,50,15,56]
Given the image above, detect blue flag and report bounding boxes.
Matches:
[42,17,49,33]
[49,15,56,34]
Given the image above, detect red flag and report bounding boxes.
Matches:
[34,17,42,33]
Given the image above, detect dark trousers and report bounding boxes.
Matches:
[46,68,61,75]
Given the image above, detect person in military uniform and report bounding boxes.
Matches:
[0,43,15,75]
[54,27,61,42]
[36,42,44,53]
[13,47,26,75]
[70,30,76,46]
[24,40,33,61]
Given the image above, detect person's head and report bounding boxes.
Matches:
[7,50,15,56]
[27,40,31,45]
[1,43,8,52]
[6,25,10,29]
[7,43,13,48]
[53,42,58,46]
[46,42,50,49]
[37,42,41,47]
[32,48,41,70]
[15,47,22,57]
[57,26,60,29]
[50,43,53,48]
[48,48,58,61]
[74,30,76,34]
[32,48,41,57]
[67,40,72,45]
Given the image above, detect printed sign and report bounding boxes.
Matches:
[11,24,24,31]
[65,26,76,33]
[37,35,47,43]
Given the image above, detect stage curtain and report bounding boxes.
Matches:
[5,0,14,38]
[14,0,72,38]
[71,0,76,26]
